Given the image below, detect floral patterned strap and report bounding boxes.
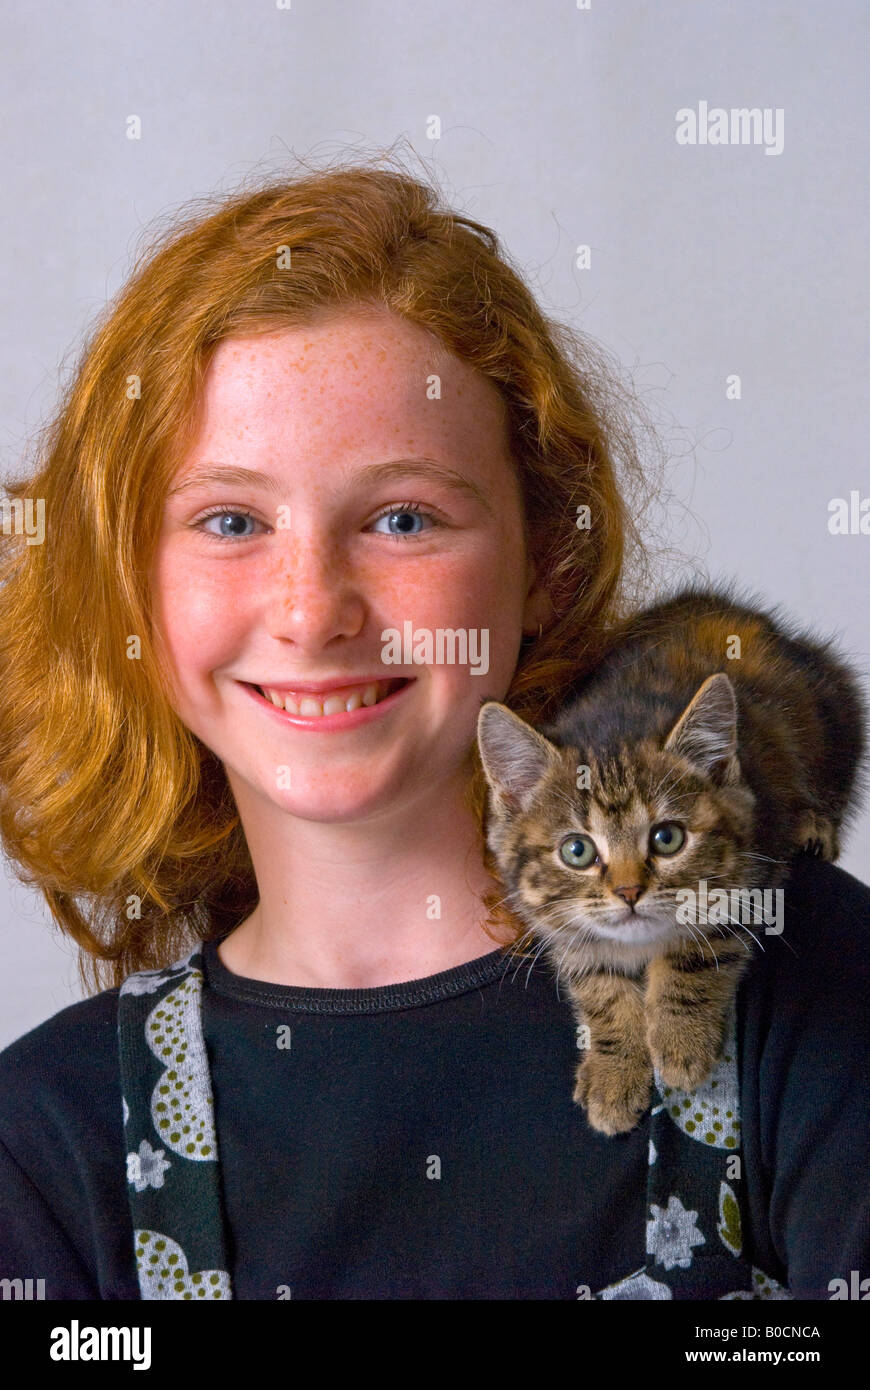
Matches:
[597,1000,792,1300]
[118,948,233,1300]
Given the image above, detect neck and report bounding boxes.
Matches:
[217,770,508,988]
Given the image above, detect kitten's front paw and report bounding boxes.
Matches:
[573,1053,652,1136]
[646,1023,720,1092]
[652,1053,715,1092]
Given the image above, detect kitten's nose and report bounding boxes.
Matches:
[614,884,644,906]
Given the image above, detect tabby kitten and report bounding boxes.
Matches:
[477,583,866,1136]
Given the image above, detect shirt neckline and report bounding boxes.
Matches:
[201,935,517,1014]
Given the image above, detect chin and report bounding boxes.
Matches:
[588,910,679,952]
[607,920,675,946]
[247,778,387,822]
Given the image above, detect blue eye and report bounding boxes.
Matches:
[194,507,262,541]
[370,502,437,539]
[192,501,441,543]
[559,835,599,869]
[650,822,685,855]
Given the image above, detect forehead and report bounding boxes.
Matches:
[189,308,511,476]
[580,747,691,825]
[586,793,650,837]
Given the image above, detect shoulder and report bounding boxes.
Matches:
[0,986,121,1136]
[782,852,870,924]
[0,986,134,1299]
[737,853,869,1120]
[736,856,870,1293]
[756,854,870,991]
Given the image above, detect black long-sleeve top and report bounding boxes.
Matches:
[0,854,867,1299]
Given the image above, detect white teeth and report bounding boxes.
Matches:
[259,680,398,717]
[322,693,351,716]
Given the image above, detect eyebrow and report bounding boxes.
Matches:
[167,458,495,515]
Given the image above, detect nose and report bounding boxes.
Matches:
[613,884,644,906]
[262,538,365,647]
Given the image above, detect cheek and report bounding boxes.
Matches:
[150,550,252,680]
[395,546,525,643]
[414,566,523,699]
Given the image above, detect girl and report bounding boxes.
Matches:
[0,162,867,1300]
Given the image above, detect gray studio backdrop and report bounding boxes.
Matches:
[2,0,867,1047]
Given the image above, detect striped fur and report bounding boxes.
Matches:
[477,582,866,1135]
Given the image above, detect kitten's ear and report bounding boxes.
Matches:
[477,702,562,813]
[663,673,740,784]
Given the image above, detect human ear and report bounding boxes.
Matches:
[521,554,556,637]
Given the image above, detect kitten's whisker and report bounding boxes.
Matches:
[504,943,537,980]
[554,937,577,990]
[740,851,791,869]
[652,765,693,800]
[486,891,517,915]
[500,918,536,952]
[715,917,764,953]
[547,787,588,821]
[682,921,713,959]
[506,902,591,987]
[504,918,556,972]
[553,923,597,990]
[524,933,560,987]
[685,923,722,967]
[713,922,756,954]
[497,922,549,985]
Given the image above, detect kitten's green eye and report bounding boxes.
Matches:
[650,821,685,855]
[558,834,599,869]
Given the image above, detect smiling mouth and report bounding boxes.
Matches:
[249,677,410,717]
